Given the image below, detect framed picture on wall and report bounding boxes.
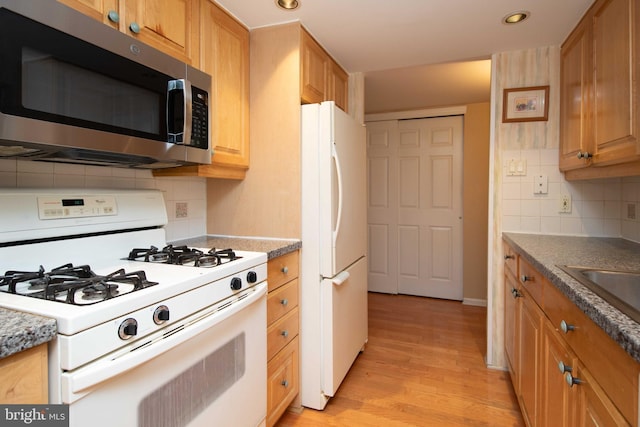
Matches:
[502,85,549,123]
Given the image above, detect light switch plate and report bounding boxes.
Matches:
[507,159,527,176]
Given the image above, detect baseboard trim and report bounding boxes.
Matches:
[463,298,487,307]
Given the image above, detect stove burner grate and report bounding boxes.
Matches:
[127,245,241,267]
[0,264,158,305]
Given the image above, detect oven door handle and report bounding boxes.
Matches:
[61,282,266,402]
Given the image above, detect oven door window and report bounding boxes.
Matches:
[0,8,168,142]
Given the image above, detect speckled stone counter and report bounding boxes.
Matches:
[0,308,56,359]
[503,232,640,363]
[172,235,301,260]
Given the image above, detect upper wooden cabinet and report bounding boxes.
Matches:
[300,29,349,112]
[59,0,200,67]
[154,0,250,180]
[560,0,640,179]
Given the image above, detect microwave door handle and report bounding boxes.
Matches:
[167,79,193,144]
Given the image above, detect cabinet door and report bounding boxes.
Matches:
[328,61,349,112]
[124,0,200,66]
[591,0,639,166]
[540,321,577,427]
[560,17,592,171]
[300,30,327,104]
[58,0,120,30]
[573,363,631,427]
[519,292,543,427]
[200,0,250,172]
[504,270,520,383]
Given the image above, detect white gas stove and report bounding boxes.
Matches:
[0,188,268,427]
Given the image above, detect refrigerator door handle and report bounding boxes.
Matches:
[332,142,343,246]
[332,271,350,286]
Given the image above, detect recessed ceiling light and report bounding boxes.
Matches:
[503,11,530,24]
[276,0,299,10]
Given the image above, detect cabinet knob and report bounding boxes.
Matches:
[129,21,141,34]
[564,372,582,387]
[280,298,288,306]
[558,361,572,374]
[281,380,289,388]
[560,320,575,334]
[504,254,514,260]
[107,10,120,23]
[281,330,289,338]
[576,151,592,159]
[511,288,522,298]
[281,266,289,274]
[520,275,533,283]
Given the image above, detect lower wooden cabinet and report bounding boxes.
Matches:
[266,251,300,426]
[519,293,543,426]
[503,239,639,426]
[0,344,48,404]
[267,336,299,427]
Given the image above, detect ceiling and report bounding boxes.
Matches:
[213,0,594,114]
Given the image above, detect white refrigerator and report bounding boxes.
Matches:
[300,101,368,410]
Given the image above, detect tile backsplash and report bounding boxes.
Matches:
[501,148,640,243]
[0,159,207,241]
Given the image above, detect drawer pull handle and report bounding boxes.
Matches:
[558,361,572,374]
[280,298,288,306]
[520,275,533,283]
[281,266,289,274]
[129,21,141,34]
[504,254,514,260]
[560,320,575,334]
[281,380,289,388]
[511,288,522,298]
[564,372,582,387]
[281,330,289,338]
[107,10,120,23]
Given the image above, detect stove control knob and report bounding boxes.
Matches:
[247,271,258,283]
[118,318,138,340]
[153,305,170,325]
[230,277,243,291]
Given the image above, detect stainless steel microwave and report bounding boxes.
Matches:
[0,0,211,169]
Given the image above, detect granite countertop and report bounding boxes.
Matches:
[172,235,301,260]
[0,308,57,359]
[503,232,640,363]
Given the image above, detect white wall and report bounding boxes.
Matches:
[0,159,207,241]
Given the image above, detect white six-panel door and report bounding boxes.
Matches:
[366,116,463,300]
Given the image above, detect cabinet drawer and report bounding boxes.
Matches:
[267,336,299,427]
[267,251,299,292]
[545,281,639,425]
[503,241,518,278]
[518,257,544,305]
[267,307,299,361]
[267,279,299,326]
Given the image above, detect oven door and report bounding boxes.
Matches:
[58,283,266,427]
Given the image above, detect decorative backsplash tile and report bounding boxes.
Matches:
[499,148,640,243]
[0,159,206,241]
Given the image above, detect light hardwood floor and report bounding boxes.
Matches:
[277,292,524,427]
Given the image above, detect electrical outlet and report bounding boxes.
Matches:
[559,194,572,213]
[625,202,637,221]
[175,202,188,218]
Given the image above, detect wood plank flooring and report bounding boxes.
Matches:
[276,292,524,427]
